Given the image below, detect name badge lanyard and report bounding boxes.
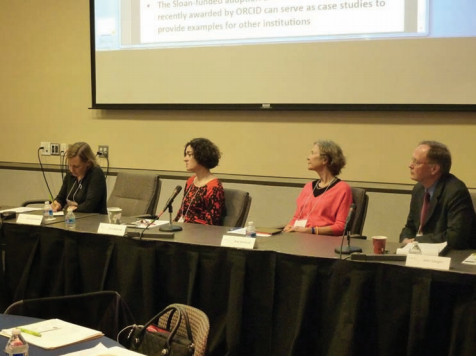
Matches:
[294,178,336,226]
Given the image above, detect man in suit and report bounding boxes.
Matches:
[400,141,476,249]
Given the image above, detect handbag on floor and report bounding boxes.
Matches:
[118,305,195,356]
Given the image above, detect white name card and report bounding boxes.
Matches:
[16,214,43,226]
[406,253,451,271]
[221,234,256,249]
[98,223,127,236]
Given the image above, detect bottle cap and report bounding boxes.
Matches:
[12,328,21,335]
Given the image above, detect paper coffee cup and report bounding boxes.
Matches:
[107,207,122,224]
[372,236,387,254]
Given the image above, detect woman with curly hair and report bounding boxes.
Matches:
[174,138,226,225]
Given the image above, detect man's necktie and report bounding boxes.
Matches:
[418,191,431,235]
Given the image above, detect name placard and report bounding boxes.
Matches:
[406,253,451,271]
[16,214,43,226]
[221,234,256,249]
[98,223,127,236]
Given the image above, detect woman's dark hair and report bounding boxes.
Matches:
[314,139,346,176]
[184,138,221,169]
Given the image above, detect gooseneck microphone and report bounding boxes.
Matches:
[343,203,356,234]
[159,185,183,232]
[157,185,182,219]
[335,203,362,257]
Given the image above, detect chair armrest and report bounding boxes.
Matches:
[350,234,367,240]
[22,199,50,207]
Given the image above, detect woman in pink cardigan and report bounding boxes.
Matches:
[283,140,352,236]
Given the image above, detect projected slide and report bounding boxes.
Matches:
[92,0,476,107]
[96,0,429,50]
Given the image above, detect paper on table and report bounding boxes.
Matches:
[396,242,447,256]
[60,344,144,356]
[227,227,276,237]
[0,207,41,213]
[59,343,108,356]
[0,319,103,349]
[462,253,476,265]
[123,219,169,229]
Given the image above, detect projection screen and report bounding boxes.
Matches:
[91,0,476,110]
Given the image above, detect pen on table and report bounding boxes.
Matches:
[19,328,42,337]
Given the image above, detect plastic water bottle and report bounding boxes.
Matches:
[409,241,422,254]
[65,207,76,229]
[43,201,54,221]
[245,221,257,238]
[5,328,29,356]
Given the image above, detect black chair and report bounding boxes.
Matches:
[4,291,135,340]
[222,188,252,227]
[350,187,369,238]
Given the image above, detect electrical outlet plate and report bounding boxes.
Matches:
[98,145,109,158]
[41,142,51,156]
[60,143,69,154]
[51,143,60,156]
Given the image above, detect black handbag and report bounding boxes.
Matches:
[119,305,195,356]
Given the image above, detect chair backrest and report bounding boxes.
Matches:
[222,188,252,227]
[350,187,369,237]
[3,291,135,340]
[108,172,161,217]
[470,191,476,214]
[157,303,210,356]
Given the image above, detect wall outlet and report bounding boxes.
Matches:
[51,143,60,155]
[60,143,69,154]
[98,145,109,158]
[41,142,51,156]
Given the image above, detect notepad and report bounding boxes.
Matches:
[0,319,103,349]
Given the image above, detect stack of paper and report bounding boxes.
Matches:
[1,319,103,349]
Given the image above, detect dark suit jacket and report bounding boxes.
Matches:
[400,173,476,249]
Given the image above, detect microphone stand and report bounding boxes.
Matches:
[159,205,183,232]
[335,230,362,258]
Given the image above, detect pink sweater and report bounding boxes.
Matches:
[289,180,353,236]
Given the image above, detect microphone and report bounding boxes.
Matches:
[157,185,182,219]
[335,203,362,256]
[158,185,184,232]
[343,203,356,234]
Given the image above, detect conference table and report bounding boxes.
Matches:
[1,214,476,356]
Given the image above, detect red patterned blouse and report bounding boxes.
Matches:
[174,176,226,225]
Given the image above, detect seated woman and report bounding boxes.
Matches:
[51,142,107,214]
[174,138,226,225]
[283,140,352,236]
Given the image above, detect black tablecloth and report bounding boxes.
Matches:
[2,222,476,356]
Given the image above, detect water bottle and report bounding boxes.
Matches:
[5,328,29,356]
[409,241,422,254]
[245,221,257,238]
[43,201,54,221]
[65,207,76,230]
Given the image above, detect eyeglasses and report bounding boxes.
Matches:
[410,158,434,167]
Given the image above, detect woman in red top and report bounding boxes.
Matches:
[283,140,352,236]
[175,138,226,225]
